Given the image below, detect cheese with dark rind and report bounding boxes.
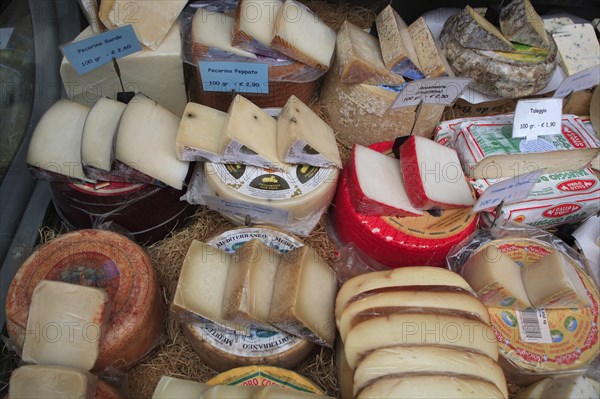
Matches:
[500,0,549,49]
[408,17,454,78]
[453,6,513,51]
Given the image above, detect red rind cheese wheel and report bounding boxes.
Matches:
[333,142,478,268]
[5,229,164,370]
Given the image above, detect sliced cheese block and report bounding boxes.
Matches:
[98,0,187,50]
[192,8,257,59]
[336,20,405,85]
[375,5,423,77]
[22,281,110,370]
[222,239,282,331]
[400,136,475,210]
[344,308,498,369]
[453,6,513,51]
[500,0,549,49]
[353,346,507,398]
[356,374,504,399]
[232,0,283,50]
[277,95,341,168]
[176,102,228,162]
[114,93,189,189]
[81,97,126,172]
[335,266,474,323]
[408,17,454,78]
[152,376,209,399]
[222,95,280,169]
[269,246,337,346]
[348,144,423,216]
[26,100,92,183]
[462,245,532,309]
[552,24,600,76]
[522,251,592,308]
[9,365,97,399]
[338,287,489,341]
[270,0,336,71]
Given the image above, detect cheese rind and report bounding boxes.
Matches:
[453,6,513,51]
[176,102,228,162]
[192,8,257,59]
[408,17,454,78]
[500,0,549,49]
[375,6,422,75]
[9,365,97,399]
[152,376,209,399]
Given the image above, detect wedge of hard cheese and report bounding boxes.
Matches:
[269,246,337,346]
[176,102,228,162]
[408,17,454,78]
[21,281,110,370]
[348,144,423,216]
[232,0,283,56]
[336,20,405,85]
[270,0,336,71]
[9,365,98,399]
[192,8,257,59]
[152,376,210,399]
[277,95,341,168]
[400,136,474,210]
[500,0,549,49]
[453,6,513,51]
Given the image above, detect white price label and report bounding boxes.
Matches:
[203,196,290,226]
[554,65,600,98]
[391,77,472,109]
[473,169,545,212]
[512,98,563,140]
[516,309,552,344]
[0,27,14,49]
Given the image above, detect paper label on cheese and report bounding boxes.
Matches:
[204,196,290,225]
[391,58,425,80]
[516,309,553,344]
[223,140,279,170]
[285,139,336,168]
[478,282,534,310]
[207,365,322,393]
[179,145,223,163]
[68,181,145,196]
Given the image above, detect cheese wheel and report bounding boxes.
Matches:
[332,142,478,268]
[5,230,164,371]
[206,365,324,393]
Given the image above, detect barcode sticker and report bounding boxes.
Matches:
[516,309,552,343]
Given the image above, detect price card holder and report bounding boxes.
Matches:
[60,25,142,76]
[390,77,471,109]
[512,98,562,140]
[554,65,600,98]
[473,169,545,213]
[199,61,268,94]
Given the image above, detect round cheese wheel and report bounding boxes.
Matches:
[181,227,314,371]
[332,142,478,268]
[206,365,323,393]
[5,229,164,371]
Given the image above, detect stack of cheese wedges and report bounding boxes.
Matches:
[171,239,337,347]
[335,267,507,398]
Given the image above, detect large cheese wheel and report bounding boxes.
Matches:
[5,230,164,371]
[332,142,478,268]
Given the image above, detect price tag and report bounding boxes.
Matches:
[554,65,600,98]
[199,61,268,94]
[512,98,562,140]
[0,27,14,49]
[60,25,142,76]
[203,196,289,225]
[391,77,471,109]
[473,169,545,213]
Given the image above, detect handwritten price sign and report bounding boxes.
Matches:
[391,77,471,109]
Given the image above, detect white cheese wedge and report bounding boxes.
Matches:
[98,0,187,50]
[522,251,591,308]
[222,95,280,169]
[408,17,454,78]
[9,365,97,399]
[233,0,283,49]
[552,24,600,76]
[176,102,228,162]
[462,246,532,310]
[21,280,110,370]
[514,378,552,399]
[336,20,405,85]
[277,95,341,168]
[356,374,504,399]
[543,17,574,34]
[270,0,336,71]
[375,5,422,74]
[26,100,92,183]
[353,346,508,398]
[192,8,257,59]
[500,0,549,49]
[269,246,337,346]
[115,93,189,189]
[152,376,210,399]
[222,239,282,331]
[517,375,599,399]
[81,97,126,172]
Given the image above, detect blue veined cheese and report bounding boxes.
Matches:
[552,23,600,76]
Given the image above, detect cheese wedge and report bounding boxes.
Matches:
[552,24,600,76]
[277,95,341,168]
[452,6,513,51]
[21,281,110,370]
[176,102,228,162]
[114,93,190,189]
[461,246,532,310]
[269,246,337,346]
[514,378,552,399]
[192,8,257,59]
[408,17,454,78]
[500,0,549,49]
[516,375,599,399]
[222,239,282,331]
[270,0,336,71]
[336,20,405,85]
[521,251,591,308]
[9,365,97,399]
[233,0,283,50]
[353,346,507,398]
[152,376,210,399]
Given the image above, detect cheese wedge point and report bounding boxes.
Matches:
[9,365,97,399]
[233,0,283,49]
[152,376,210,399]
[408,17,454,78]
[500,0,549,49]
[192,8,257,59]
[176,102,228,161]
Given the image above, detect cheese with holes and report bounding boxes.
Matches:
[192,8,257,59]
[277,95,341,168]
[27,100,92,183]
[522,251,591,308]
[269,246,336,346]
[270,0,336,71]
[552,24,600,76]
[353,346,507,398]
[115,93,189,189]
[222,239,282,331]
[98,0,187,50]
[82,97,126,172]
[408,17,454,78]
[500,0,549,49]
[176,102,228,162]
[9,365,97,399]
[152,376,209,399]
[232,0,283,53]
[348,144,423,216]
[336,21,405,85]
[453,6,512,51]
